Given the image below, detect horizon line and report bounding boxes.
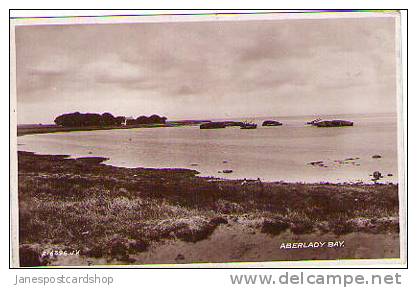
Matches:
[17,111,397,126]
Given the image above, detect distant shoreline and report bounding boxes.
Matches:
[17,112,397,136]
[17,122,205,136]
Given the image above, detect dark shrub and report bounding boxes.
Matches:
[261,218,290,235]
[107,236,129,261]
[128,239,149,253]
[19,245,45,267]
[176,223,217,243]
[330,219,355,235]
[209,216,228,225]
[290,220,314,234]
[84,245,103,258]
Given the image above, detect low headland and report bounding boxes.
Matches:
[18,151,399,266]
[18,111,213,136]
[17,121,210,136]
[18,111,355,136]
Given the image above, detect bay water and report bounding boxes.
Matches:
[17,113,399,184]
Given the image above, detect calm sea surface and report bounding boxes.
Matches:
[18,113,399,183]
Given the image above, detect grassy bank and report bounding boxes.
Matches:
[17,121,205,136]
[17,151,399,266]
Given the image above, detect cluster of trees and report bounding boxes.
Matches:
[54,112,167,127]
[125,114,167,125]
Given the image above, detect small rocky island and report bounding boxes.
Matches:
[262,120,283,127]
[309,119,354,127]
[224,121,244,127]
[200,122,227,129]
[199,121,245,129]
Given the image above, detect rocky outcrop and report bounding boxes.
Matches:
[200,122,226,129]
[199,121,245,129]
[313,120,353,127]
[223,121,244,127]
[262,120,283,126]
[240,122,257,129]
[306,118,322,125]
[372,171,383,182]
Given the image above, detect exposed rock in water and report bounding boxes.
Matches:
[223,121,244,127]
[262,120,283,126]
[200,122,226,129]
[240,122,257,129]
[308,161,324,166]
[313,120,353,127]
[200,121,243,129]
[372,171,382,181]
[306,118,322,125]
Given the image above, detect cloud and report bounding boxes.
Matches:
[15,16,397,124]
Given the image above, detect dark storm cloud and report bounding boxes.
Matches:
[15,16,398,124]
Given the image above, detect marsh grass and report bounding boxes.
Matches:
[17,151,399,265]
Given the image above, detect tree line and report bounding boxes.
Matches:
[54,112,167,127]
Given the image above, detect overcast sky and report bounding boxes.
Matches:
[15,16,397,124]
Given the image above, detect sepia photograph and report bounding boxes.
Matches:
[10,11,405,267]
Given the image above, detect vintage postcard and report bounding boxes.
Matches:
[10,10,406,267]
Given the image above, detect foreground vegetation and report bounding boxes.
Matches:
[18,151,399,266]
